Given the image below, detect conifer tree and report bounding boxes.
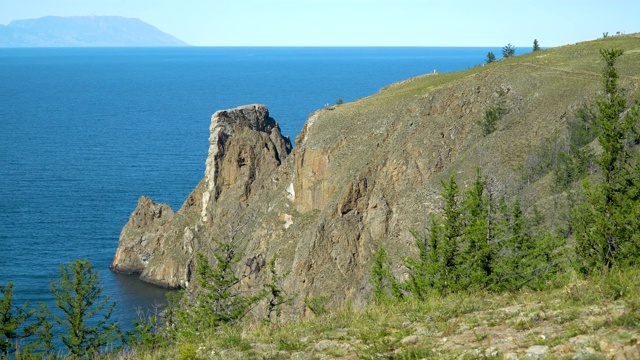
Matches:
[17,303,56,358]
[194,249,261,328]
[49,259,120,358]
[406,215,442,299]
[533,39,541,51]
[264,256,295,322]
[26,304,55,356]
[573,48,640,273]
[486,51,496,64]
[371,247,402,303]
[460,170,494,290]
[490,199,533,290]
[124,308,165,353]
[440,175,463,293]
[502,43,516,58]
[510,200,531,270]
[0,282,36,357]
[171,249,263,339]
[400,171,563,298]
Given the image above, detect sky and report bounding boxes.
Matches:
[0,0,638,47]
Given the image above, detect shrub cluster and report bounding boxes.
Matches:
[373,170,562,303]
[1,246,293,358]
[477,88,509,136]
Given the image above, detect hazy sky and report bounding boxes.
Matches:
[1,0,637,47]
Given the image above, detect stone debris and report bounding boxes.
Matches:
[525,345,549,358]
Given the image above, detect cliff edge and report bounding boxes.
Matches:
[111,35,640,314]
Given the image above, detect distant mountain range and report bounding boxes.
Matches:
[0,16,189,47]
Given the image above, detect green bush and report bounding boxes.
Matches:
[178,343,197,360]
[305,295,329,316]
[477,89,508,135]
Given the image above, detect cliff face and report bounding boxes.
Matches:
[111,36,640,311]
[111,104,292,288]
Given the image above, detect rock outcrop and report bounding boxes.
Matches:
[111,104,292,288]
[111,196,174,274]
[111,36,640,314]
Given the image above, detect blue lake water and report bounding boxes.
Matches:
[0,46,506,334]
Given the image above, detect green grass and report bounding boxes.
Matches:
[125,267,640,359]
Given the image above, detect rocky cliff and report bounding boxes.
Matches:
[111,35,640,314]
[111,104,292,288]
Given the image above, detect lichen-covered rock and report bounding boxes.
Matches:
[526,345,549,358]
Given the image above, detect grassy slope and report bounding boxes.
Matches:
[308,36,640,195]
[129,269,639,359]
[290,34,640,284]
[127,35,640,359]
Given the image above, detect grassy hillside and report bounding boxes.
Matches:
[271,33,640,306]
[125,269,640,359]
[306,34,640,192]
[119,34,640,359]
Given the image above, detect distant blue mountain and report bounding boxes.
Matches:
[0,16,189,47]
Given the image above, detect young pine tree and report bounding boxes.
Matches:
[264,256,295,323]
[440,175,463,293]
[124,308,165,353]
[405,216,442,299]
[460,170,495,290]
[0,282,36,357]
[533,39,541,52]
[195,249,260,328]
[25,304,55,356]
[573,48,640,273]
[50,259,121,358]
[407,174,467,295]
[486,51,496,64]
[490,199,535,290]
[172,248,263,339]
[371,247,402,303]
[502,43,516,58]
